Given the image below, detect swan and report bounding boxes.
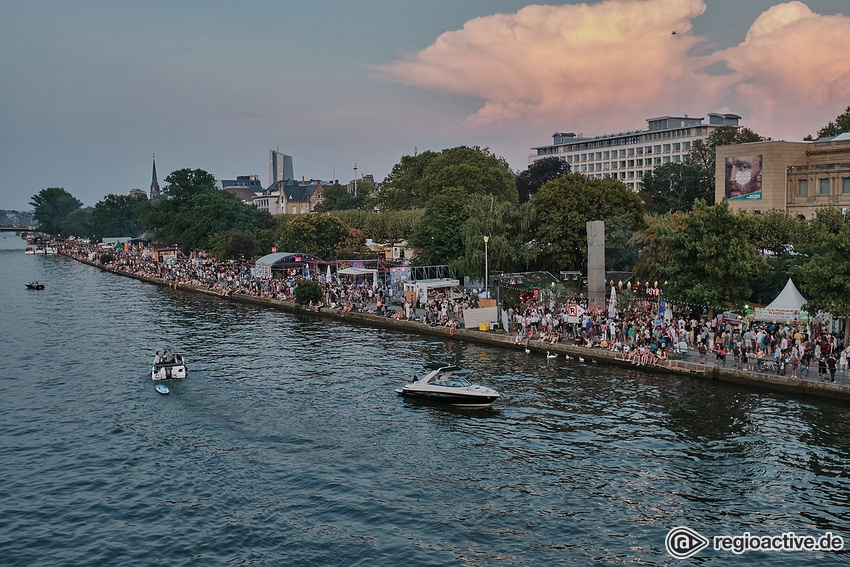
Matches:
[546,351,557,359]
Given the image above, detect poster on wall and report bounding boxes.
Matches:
[725,155,763,200]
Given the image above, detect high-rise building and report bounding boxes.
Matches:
[269,150,294,187]
[529,113,741,191]
[150,154,160,200]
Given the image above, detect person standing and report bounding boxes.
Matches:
[827,352,837,382]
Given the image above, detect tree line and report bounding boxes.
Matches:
[28,107,850,318]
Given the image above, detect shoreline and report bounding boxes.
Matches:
[74,255,850,404]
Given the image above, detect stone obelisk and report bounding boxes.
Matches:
[586,220,606,312]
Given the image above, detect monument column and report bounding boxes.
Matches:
[586,220,606,313]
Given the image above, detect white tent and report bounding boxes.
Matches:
[754,279,808,322]
[338,266,378,288]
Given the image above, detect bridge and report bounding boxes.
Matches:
[0,226,34,233]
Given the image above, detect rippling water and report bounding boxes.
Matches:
[2,235,849,565]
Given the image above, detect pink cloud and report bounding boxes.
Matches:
[372,0,850,140]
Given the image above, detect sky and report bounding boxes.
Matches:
[1,0,849,210]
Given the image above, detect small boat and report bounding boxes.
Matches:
[151,350,187,381]
[396,364,501,407]
[26,281,45,290]
[155,384,170,395]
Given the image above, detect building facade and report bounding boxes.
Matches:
[716,133,850,220]
[255,179,326,215]
[529,113,741,192]
[269,150,294,187]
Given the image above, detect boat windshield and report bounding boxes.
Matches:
[434,376,472,388]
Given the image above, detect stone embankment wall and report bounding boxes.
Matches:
[82,257,850,403]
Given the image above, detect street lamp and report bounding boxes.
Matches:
[483,235,490,298]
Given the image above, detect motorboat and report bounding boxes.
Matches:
[26,281,45,290]
[151,351,187,380]
[395,364,501,407]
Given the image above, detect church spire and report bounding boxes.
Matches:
[150,153,160,200]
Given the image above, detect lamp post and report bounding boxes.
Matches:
[483,235,490,298]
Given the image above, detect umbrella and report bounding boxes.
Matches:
[327,264,332,282]
[608,286,617,319]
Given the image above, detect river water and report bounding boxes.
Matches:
[1,234,849,566]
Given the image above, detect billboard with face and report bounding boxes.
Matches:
[725,155,762,200]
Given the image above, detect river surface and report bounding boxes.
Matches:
[2,234,849,566]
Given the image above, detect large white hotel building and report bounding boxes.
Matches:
[529,112,741,191]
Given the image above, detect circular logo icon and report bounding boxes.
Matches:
[666,526,709,559]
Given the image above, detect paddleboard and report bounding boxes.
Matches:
[155,384,170,395]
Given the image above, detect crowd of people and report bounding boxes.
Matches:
[61,240,846,382]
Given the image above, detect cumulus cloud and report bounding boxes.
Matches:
[372,0,850,140]
[716,1,850,138]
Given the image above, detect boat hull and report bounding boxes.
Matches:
[151,363,187,381]
[396,387,499,407]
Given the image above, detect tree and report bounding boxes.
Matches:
[276,213,365,259]
[208,229,258,261]
[792,208,850,342]
[452,196,533,279]
[639,162,711,214]
[804,106,850,140]
[409,186,470,266]
[631,214,673,283]
[375,146,517,210]
[144,168,262,251]
[528,174,645,272]
[60,207,94,238]
[333,209,424,243]
[89,193,149,239]
[314,180,372,212]
[656,200,766,311]
[29,187,83,235]
[516,157,571,204]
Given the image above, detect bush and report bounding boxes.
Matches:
[99,253,115,265]
[294,280,322,305]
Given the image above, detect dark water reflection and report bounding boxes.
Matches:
[1,237,849,565]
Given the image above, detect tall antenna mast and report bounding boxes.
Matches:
[348,161,365,194]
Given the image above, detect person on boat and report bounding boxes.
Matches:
[153,351,161,365]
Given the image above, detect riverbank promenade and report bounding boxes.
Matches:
[63,243,850,403]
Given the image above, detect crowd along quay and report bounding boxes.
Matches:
[56,239,850,404]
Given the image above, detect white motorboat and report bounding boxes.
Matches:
[151,351,187,380]
[395,364,500,407]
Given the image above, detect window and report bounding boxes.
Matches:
[683,141,691,150]
[654,145,662,154]
[673,143,681,151]
[820,178,830,195]
[663,144,671,153]
[628,148,635,156]
[799,179,808,196]
[636,147,644,156]
[654,157,661,166]
[843,178,850,194]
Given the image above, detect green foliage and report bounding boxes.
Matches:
[409,187,470,265]
[376,146,516,211]
[294,279,323,305]
[29,187,83,235]
[740,209,800,255]
[453,197,534,278]
[60,207,94,238]
[516,156,571,203]
[276,213,365,259]
[332,209,424,243]
[639,162,712,214]
[529,173,645,271]
[792,208,850,317]
[805,106,850,140]
[656,200,766,310]
[208,229,258,261]
[99,253,115,265]
[144,168,262,251]
[631,214,672,283]
[314,180,372,212]
[89,193,149,239]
